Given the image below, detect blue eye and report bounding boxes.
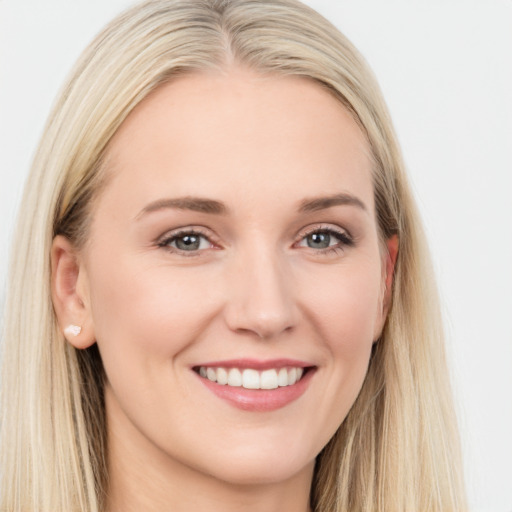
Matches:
[297,228,353,252]
[305,232,333,249]
[159,231,212,252]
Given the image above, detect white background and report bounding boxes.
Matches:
[0,1,511,510]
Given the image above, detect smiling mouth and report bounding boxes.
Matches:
[194,366,312,390]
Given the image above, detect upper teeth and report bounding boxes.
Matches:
[198,366,304,389]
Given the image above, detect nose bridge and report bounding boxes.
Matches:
[225,241,297,339]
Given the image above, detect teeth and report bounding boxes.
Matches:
[227,368,242,387]
[206,367,216,382]
[217,367,228,385]
[242,369,260,389]
[198,366,306,389]
[260,369,278,389]
[277,368,288,387]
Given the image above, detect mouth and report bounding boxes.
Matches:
[194,365,309,390]
[192,360,316,411]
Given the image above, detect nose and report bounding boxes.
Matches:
[223,247,299,340]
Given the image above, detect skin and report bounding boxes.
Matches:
[51,67,397,512]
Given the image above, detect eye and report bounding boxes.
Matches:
[303,231,334,249]
[158,229,214,253]
[296,227,353,253]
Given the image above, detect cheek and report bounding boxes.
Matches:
[86,255,219,361]
[302,258,383,349]
[299,257,383,414]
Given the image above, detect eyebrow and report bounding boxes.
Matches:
[136,196,228,218]
[137,192,367,219]
[298,193,367,213]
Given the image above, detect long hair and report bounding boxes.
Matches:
[0,1,467,510]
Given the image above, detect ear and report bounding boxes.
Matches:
[374,234,399,341]
[382,234,399,316]
[51,235,96,349]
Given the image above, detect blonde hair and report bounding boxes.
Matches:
[0,1,466,510]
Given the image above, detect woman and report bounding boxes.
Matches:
[0,0,467,511]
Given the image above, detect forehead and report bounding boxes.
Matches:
[101,68,374,215]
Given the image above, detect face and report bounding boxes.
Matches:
[59,69,395,487]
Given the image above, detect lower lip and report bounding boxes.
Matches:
[196,369,315,412]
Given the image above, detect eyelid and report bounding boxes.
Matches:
[294,223,353,242]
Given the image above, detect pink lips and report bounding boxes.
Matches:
[193,359,315,412]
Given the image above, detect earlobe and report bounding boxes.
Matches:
[51,235,95,349]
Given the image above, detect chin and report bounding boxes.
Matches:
[210,463,312,488]
[192,445,316,487]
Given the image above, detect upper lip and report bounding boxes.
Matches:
[193,358,314,370]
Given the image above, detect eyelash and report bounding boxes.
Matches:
[157,225,354,257]
[294,225,354,256]
[157,228,216,257]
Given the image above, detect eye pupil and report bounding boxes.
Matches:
[176,234,200,251]
[307,232,330,249]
